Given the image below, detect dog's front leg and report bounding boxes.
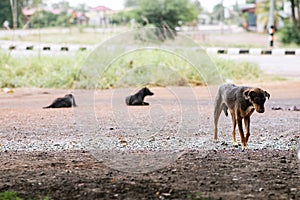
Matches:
[244,116,250,143]
[237,117,247,150]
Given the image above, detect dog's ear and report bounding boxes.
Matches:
[264,91,270,99]
[243,89,252,100]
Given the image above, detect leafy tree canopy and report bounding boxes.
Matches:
[133,0,199,31]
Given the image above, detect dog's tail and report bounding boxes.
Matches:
[214,92,222,119]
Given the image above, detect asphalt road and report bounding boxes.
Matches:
[217,54,300,79]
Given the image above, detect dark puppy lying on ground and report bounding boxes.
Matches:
[214,84,270,150]
[43,94,77,108]
[125,87,154,106]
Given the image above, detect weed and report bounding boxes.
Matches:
[0,50,264,89]
[0,51,86,88]
[187,191,210,200]
[0,191,21,200]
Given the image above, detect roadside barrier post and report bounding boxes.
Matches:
[269,25,275,47]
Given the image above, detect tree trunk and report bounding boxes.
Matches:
[291,0,297,25]
[296,0,300,27]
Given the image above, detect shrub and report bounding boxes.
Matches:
[280,23,300,45]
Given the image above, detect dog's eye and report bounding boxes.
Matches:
[253,97,260,103]
[254,97,265,103]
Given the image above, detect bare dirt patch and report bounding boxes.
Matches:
[0,80,300,199]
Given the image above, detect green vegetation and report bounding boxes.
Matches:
[213,57,262,81]
[0,50,264,89]
[136,0,199,30]
[187,191,210,200]
[117,0,200,34]
[279,23,300,45]
[0,51,86,88]
[91,50,205,89]
[250,0,300,46]
[0,191,21,200]
[0,190,52,200]
[31,10,71,28]
[0,0,43,29]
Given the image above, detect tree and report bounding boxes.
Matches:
[290,0,300,27]
[212,3,224,22]
[135,0,199,32]
[124,0,140,8]
[0,1,12,27]
[0,0,43,28]
[51,1,70,11]
[280,0,300,45]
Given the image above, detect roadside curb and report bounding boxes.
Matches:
[206,47,300,55]
[1,42,300,56]
[0,43,93,52]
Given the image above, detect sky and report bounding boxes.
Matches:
[202,0,247,12]
[47,0,247,12]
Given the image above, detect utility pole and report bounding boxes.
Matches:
[220,0,224,34]
[14,0,17,29]
[267,0,275,47]
[267,0,275,29]
[268,0,275,47]
[10,0,18,29]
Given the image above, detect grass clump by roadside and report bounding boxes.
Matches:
[0,51,86,88]
[213,57,262,82]
[0,50,264,89]
[89,49,207,89]
[0,191,52,200]
[84,50,264,89]
[0,191,21,200]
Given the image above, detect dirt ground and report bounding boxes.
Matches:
[0,80,300,200]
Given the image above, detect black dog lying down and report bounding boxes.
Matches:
[125,87,154,106]
[43,94,77,109]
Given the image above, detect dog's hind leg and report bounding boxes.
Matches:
[230,112,238,147]
[237,117,247,150]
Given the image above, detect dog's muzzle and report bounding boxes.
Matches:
[258,108,265,113]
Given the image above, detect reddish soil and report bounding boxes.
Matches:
[0,80,300,200]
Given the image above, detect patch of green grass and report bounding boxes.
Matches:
[0,49,265,89]
[90,49,207,89]
[0,191,22,200]
[187,192,210,200]
[77,48,223,89]
[0,50,87,88]
[86,50,265,89]
[0,191,52,200]
[213,57,263,82]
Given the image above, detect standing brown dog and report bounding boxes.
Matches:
[214,84,270,150]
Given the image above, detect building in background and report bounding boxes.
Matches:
[87,6,113,27]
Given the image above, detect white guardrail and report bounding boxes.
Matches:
[1,41,300,55]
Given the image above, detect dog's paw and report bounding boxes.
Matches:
[242,146,247,151]
[232,141,238,148]
[213,139,218,143]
